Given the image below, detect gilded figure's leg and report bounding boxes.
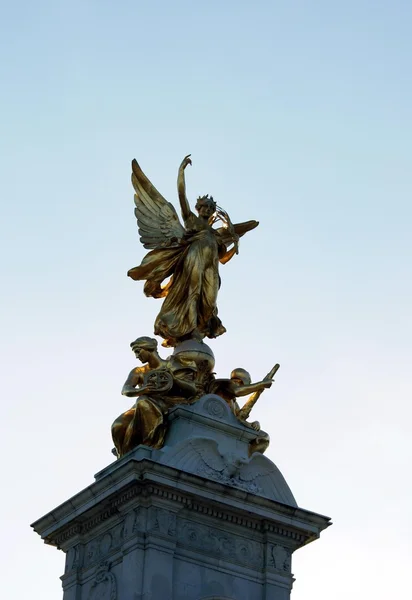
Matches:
[111,408,135,457]
[122,397,166,453]
[249,432,270,456]
[200,265,225,337]
[155,248,202,343]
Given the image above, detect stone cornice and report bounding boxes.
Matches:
[32,458,330,551]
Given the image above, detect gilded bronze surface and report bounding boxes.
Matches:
[111,155,280,458]
[127,155,258,347]
[236,363,280,422]
[209,364,280,455]
[112,338,215,457]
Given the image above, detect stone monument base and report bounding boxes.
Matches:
[32,395,331,599]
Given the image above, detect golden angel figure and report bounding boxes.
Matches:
[128,155,258,347]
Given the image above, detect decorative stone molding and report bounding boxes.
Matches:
[88,562,116,600]
[65,544,81,573]
[64,508,139,571]
[262,521,306,543]
[52,480,310,555]
[178,519,263,569]
[56,524,82,547]
[53,486,143,548]
[123,506,141,539]
[148,507,177,537]
[268,544,292,573]
[203,396,229,419]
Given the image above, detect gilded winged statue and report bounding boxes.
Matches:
[128,155,258,347]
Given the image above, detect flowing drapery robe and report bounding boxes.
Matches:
[128,212,226,346]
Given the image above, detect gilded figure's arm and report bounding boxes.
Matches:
[233,379,272,398]
[121,368,145,397]
[177,154,192,220]
[219,246,237,265]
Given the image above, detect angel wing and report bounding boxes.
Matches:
[131,159,185,249]
[215,219,259,247]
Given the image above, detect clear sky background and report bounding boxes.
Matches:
[1,1,411,598]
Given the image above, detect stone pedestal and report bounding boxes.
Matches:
[32,395,331,599]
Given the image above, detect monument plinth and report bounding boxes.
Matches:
[32,395,330,600]
[32,154,331,598]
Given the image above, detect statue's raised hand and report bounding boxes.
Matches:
[179,154,192,170]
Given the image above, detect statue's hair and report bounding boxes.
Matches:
[130,336,158,352]
[195,194,216,211]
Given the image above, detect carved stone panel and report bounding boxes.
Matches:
[65,544,82,573]
[203,396,229,419]
[268,543,291,573]
[83,507,142,568]
[148,507,177,537]
[178,519,263,569]
[123,506,141,539]
[88,562,117,600]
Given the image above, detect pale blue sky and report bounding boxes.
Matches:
[1,1,411,599]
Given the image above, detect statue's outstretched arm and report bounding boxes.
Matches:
[234,379,272,398]
[177,154,192,220]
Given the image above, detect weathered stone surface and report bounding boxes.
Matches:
[160,394,297,505]
[32,395,331,599]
